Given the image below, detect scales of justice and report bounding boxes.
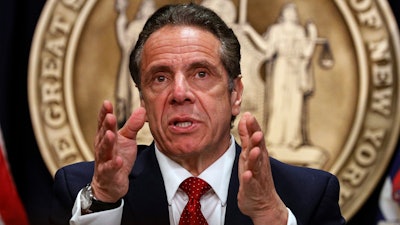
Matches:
[114,0,335,169]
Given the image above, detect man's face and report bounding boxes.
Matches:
[139,25,242,164]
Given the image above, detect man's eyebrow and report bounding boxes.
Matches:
[187,60,217,70]
[145,60,218,75]
[146,65,172,75]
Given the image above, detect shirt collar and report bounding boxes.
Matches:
[155,135,236,206]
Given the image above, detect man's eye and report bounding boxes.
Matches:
[156,76,166,82]
[196,71,207,78]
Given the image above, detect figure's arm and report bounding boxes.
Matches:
[302,21,318,58]
[261,26,278,59]
[115,0,129,48]
[241,24,268,52]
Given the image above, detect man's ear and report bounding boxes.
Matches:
[231,75,243,116]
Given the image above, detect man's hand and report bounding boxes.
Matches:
[91,100,146,203]
[238,112,288,225]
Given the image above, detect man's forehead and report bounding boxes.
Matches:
[144,25,220,46]
[141,26,221,61]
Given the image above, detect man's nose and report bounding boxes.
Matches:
[171,74,194,104]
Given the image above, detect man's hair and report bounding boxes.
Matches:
[129,3,242,92]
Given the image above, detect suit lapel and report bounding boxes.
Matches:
[122,143,170,225]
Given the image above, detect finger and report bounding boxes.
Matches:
[238,112,252,151]
[96,114,118,163]
[97,100,113,131]
[95,102,115,146]
[240,147,270,195]
[95,101,118,163]
[245,115,267,157]
[246,147,262,173]
[241,170,254,187]
[239,112,265,153]
[242,113,270,176]
[244,113,262,137]
[119,107,146,139]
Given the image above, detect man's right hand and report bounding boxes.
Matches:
[91,100,146,203]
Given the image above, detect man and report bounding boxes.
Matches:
[50,3,345,225]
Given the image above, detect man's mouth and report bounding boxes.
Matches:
[175,121,193,127]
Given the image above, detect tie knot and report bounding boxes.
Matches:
[180,177,211,201]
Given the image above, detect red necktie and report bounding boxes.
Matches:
[179,177,211,225]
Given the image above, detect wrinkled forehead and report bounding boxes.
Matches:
[140,25,222,68]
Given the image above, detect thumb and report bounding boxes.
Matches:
[119,107,146,139]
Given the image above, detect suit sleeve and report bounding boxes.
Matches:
[49,167,79,225]
[49,162,94,225]
[270,158,346,225]
[308,174,346,225]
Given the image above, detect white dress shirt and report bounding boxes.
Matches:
[70,135,298,225]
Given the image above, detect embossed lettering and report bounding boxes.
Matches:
[62,0,85,11]
[339,184,354,206]
[340,128,384,187]
[42,82,62,103]
[358,7,382,28]
[341,161,368,186]
[49,14,72,35]
[41,55,62,79]
[371,88,392,116]
[349,0,382,28]
[372,63,393,86]
[53,135,81,164]
[368,39,390,61]
[349,0,371,10]
[44,103,66,128]
[45,37,67,57]
[354,142,377,166]
[364,128,385,148]
[42,82,65,128]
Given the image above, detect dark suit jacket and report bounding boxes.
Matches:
[50,142,346,225]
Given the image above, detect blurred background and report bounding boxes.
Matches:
[0,1,399,225]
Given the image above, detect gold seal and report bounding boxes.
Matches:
[28,0,400,220]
